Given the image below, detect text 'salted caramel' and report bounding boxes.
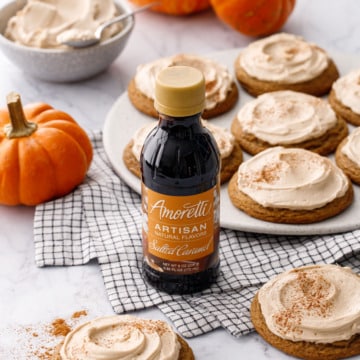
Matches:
[141,66,221,294]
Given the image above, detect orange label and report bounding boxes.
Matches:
[142,184,220,274]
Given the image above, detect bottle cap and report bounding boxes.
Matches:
[154,66,205,117]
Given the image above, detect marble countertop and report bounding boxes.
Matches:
[1,0,360,358]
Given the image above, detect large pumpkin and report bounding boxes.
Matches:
[0,92,93,206]
[129,0,211,15]
[210,0,296,37]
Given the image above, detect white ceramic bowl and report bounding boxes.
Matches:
[0,0,134,82]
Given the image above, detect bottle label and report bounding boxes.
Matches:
[142,184,220,275]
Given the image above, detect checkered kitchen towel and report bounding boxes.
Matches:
[33,131,360,338]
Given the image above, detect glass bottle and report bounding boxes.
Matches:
[140,66,220,294]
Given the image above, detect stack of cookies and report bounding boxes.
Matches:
[120,32,360,360]
[228,32,357,224]
[122,32,358,225]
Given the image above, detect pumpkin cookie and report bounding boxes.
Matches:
[231,90,348,155]
[328,69,360,126]
[234,33,339,97]
[53,315,195,360]
[335,127,360,185]
[128,53,239,119]
[251,264,360,360]
[124,120,243,184]
[228,147,353,224]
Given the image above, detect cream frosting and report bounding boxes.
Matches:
[341,127,360,167]
[332,69,360,114]
[5,0,122,49]
[134,54,234,111]
[239,33,329,84]
[237,147,349,210]
[258,264,360,343]
[60,315,181,360]
[237,90,337,144]
[131,120,234,161]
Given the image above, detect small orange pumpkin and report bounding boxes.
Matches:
[210,0,296,37]
[0,92,93,206]
[129,0,211,15]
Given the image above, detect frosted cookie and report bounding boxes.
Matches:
[251,264,360,360]
[329,69,360,126]
[53,315,195,360]
[335,127,360,185]
[234,33,339,97]
[231,90,348,155]
[228,147,353,224]
[128,53,239,119]
[123,120,243,184]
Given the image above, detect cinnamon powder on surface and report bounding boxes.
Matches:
[71,310,87,319]
[49,318,71,337]
[1,310,88,360]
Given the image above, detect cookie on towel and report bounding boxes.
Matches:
[231,90,348,155]
[128,53,239,119]
[228,147,353,224]
[234,33,339,97]
[251,264,360,360]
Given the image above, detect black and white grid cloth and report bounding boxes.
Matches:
[34,131,360,338]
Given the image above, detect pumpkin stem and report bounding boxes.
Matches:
[4,92,38,139]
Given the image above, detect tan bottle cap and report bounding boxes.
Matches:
[154,66,205,117]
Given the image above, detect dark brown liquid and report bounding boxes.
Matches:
[141,113,220,294]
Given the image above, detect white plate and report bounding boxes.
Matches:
[103,48,360,235]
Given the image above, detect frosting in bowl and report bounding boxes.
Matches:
[131,120,234,161]
[236,147,349,210]
[60,315,181,360]
[134,54,234,111]
[332,69,360,114]
[239,33,329,84]
[258,264,360,343]
[5,0,122,49]
[341,127,360,166]
[236,90,337,144]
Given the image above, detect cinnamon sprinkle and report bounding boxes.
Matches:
[126,319,170,336]
[242,162,281,186]
[273,271,334,335]
[284,46,299,59]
